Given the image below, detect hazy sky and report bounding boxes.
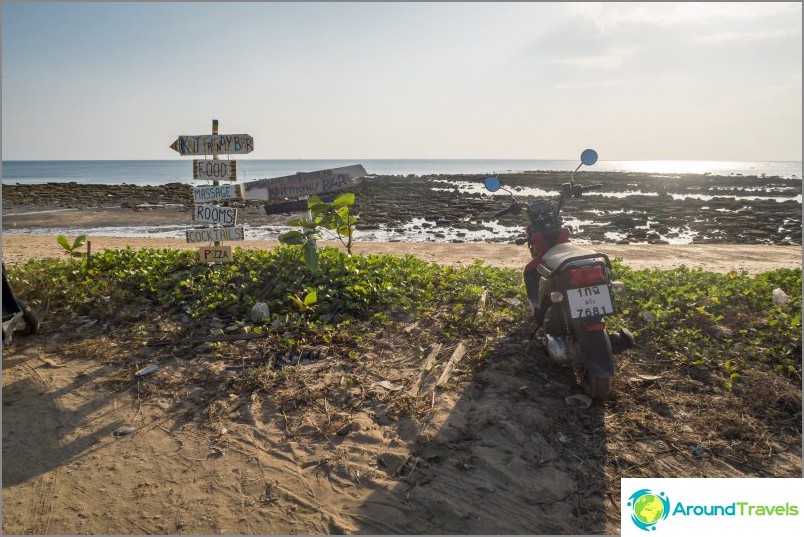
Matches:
[1,2,801,161]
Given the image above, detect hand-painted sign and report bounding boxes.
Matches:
[194,159,237,181]
[240,164,367,201]
[186,226,245,243]
[170,134,254,156]
[193,184,239,203]
[199,246,233,263]
[193,204,237,226]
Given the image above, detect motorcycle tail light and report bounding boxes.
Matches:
[567,266,605,286]
[584,322,606,332]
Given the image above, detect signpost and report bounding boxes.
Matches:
[199,246,233,263]
[169,135,254,156]
[186,226,245,243]
[240,164,367,201]
[193,159,237,181]
[193,184,239,203]
[171,120,253,263]
[193,204,238,226]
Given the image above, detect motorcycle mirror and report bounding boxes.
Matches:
[484,176,501,192]
[580,149,598,166]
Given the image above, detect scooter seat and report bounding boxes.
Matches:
[538,243,609,276]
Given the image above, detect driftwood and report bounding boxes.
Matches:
[409,343,442,396]
[435,341,467,387]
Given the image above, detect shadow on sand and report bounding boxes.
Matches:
[348,326,614,534]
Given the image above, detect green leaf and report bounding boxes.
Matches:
[332,192,355,207]
[72,235,87,250]
[307,195,323,208]
[304,289,318,306]
[288,294,305,310]
[278,230,306,245]
[317,215,337,230]
[287,217,310,228]
[303,241,319,271]
[56,235,71,250]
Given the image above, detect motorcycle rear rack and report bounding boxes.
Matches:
[537,251,611,279]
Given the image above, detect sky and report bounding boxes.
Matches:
[1,1,802,161]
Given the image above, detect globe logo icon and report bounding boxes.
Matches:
[627,489,670,531]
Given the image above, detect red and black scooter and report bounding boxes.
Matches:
[485,149,634,400]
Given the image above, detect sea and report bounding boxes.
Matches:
[1,159,802,186]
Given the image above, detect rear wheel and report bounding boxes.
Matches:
[575,328,615,401]
[581,368,612,401]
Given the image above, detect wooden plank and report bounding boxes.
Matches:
[409,343,442,396]
[193,204,237,226]
[193,159,237,181]
[240,164,367,201]
[193,184,239,203]
[170,134,254,155]
[198,246,233,263]
[185,226,244,243]
[436,342,467,387]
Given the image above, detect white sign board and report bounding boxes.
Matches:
[170,134,254,156]
[240,164,367,201]
[193,204,237,226]
[186,226,245,243]
[194,159,237,181]
[199,246,233,263]
[193,184,239,203]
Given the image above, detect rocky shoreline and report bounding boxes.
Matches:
[2,172,801,245]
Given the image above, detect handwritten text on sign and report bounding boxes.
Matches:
[186,226,245,243]
[194,160,237,181]
[240,164,367,201]
[199,246,233,263]
[170,134,254,156]
[193,184,239,203]
[193,204,237,226]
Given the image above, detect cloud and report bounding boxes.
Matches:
[550,48,637,69]
[693,28,800,44]
[569,2,801,31]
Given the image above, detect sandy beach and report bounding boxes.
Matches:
[2,233,801,275]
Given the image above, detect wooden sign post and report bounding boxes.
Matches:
[171,120,253,263]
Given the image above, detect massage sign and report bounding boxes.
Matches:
[170,128,253,263]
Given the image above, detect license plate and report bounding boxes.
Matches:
[566,285,614,319]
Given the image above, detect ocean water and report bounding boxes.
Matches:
[2,159,802,186]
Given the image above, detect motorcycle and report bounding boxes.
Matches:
[2,261,40,348]
[484,149,634,400]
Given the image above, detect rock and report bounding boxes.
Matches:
[251,302,270,322]
[772,288,790,305]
